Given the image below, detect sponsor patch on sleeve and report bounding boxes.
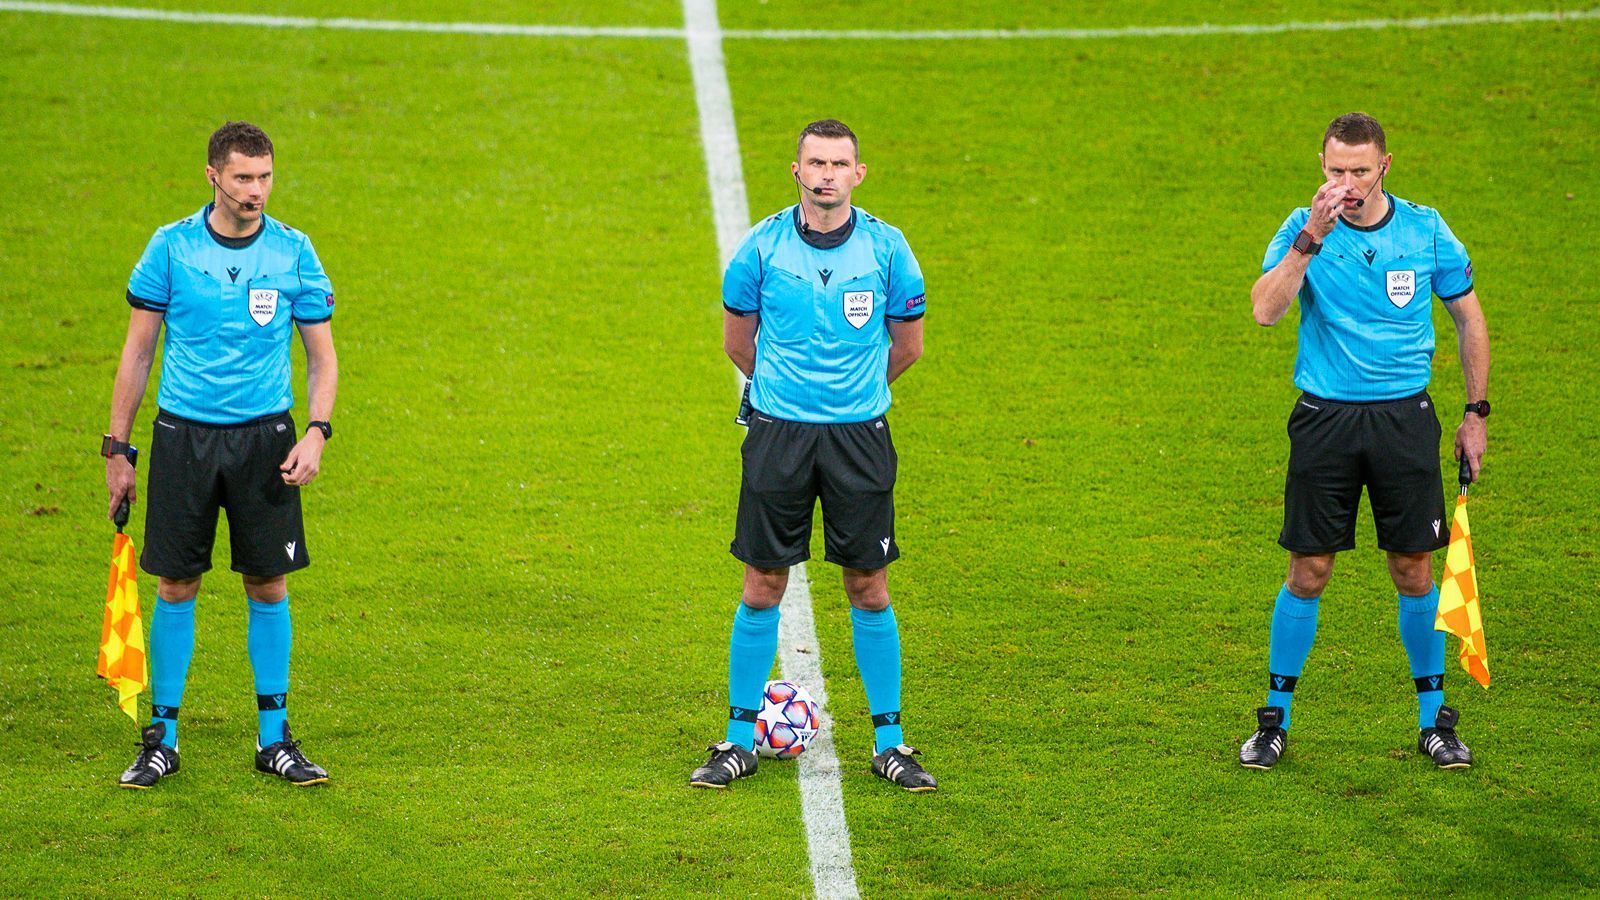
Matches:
[325,293,335,307]
[906,294,925,310]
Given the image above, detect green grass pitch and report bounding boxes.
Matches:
[2,2,1597,895]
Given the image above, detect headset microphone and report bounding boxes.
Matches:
[1353,163,1388,208]
[791,173,834,234]
[793,172,813,232]
[211,177,260,212]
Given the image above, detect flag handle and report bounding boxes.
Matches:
[112,445,137,534]
[1458,454,1473,496]
[735,378,753,427]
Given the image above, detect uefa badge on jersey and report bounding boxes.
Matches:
[1386,270,1416,308]
[843,290,874,329]
[248,289,279,326]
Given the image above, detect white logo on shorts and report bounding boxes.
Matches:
[1386,270,1416,308]
[249,289,280,326]
[1432,520,1441,538]
[880,537,891,556]
[284,541,297,560]
[843,291,874,329]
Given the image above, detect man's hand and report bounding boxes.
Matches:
[1304,179,1349,239]
[1455,414,1487,482]
[280,432,326,486]
[106,455,136,520]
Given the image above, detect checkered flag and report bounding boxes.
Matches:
[1435,456,1489,687]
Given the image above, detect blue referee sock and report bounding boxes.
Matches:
[148,597,196,749]
[1266,585,1320,730]
[851,605,903,754]
[725,602,780,751]
[247,597,292,747]
[1398,586,1446,729]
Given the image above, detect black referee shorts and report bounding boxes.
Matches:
[1279,390,1449,555]
[731,412,900,571]
[141,409,309,580]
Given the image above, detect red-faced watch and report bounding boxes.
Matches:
[100,434,138,465]
[1465,400,1491,419]
[1291,230,1322,257]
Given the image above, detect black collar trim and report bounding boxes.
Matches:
[204,203,265,249]
[1343,193,1396,233]
[793,206,855,250]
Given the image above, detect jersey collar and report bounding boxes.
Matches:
[793,205,856,250]
[1341,192,1396,233]
[203,202,266,250]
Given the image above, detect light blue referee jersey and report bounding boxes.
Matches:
[1264,193,1473,402]
[127,204,334,424]
[723,206,925,424]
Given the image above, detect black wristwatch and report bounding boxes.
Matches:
[307,420,333,440]
[1291,229,1322,257]
[1464,400,1491,419]
[100,434,138,466]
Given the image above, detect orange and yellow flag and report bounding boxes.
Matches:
[98,532,147,720]
[1435,495,1489,687]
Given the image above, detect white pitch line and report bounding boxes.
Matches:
[0,0,683,36]
[684,2,860,898]
[2,1,1596,41]
[722,7,1600,40]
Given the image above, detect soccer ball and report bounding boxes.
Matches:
[754,680,821,759]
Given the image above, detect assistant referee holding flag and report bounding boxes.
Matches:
[690,120,936,791]
[1240,113,1491,770]
[104,122,338,788]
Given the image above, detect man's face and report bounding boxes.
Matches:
[1320,139,1390,217]
[206,151,273,220]
[791,135,865,209]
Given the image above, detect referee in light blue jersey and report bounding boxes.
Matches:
[104,122,338,789]
[690,120,936,792]
[1239,113,1491,772]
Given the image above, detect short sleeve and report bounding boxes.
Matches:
[292,235,335,324]
[1262,209,1308,273]
[722,230,761,316]
[884,236,926,322]
[126,229,171,312]
[1432,215,1473,301]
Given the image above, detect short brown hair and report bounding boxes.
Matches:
[797,119,858,160]
[1323,112,1386,153]
[208,121,274,170]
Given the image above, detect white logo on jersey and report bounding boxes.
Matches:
[1386,270,1416,308]
[249,289,280,326]
[284,541,297,560]
[843,291,874,330]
